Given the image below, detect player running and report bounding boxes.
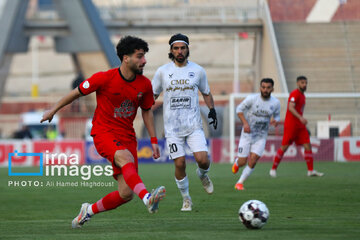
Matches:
[270,76,324,177]
[41,36,165,228]
[152,33,217,211]
[232,78,280,190]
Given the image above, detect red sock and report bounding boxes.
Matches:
[92,191,128,214]
[122,162,148,200]
[304,150,314,171]
[272,148,284,170]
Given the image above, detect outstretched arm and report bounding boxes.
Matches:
[41,88,82,123]
[142,108,160,159]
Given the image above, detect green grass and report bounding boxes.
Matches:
[1,162,360,240]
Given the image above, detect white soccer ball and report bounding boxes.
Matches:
[238,200,269,229]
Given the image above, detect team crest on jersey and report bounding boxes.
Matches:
[137,92,143,102]
[169,73,173,78]
[83,81,90,89]
[114,99,136,118]
[188,72,195,78]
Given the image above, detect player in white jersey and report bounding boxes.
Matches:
[152,33,217,211]
[232,78,281,190]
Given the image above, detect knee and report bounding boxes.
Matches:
[114,150,134,168]
[195,153,209,168]
[120,192,134,202]
[237,157,247,167]
[174,158,186,170]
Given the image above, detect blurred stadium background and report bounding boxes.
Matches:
[1,0,360,166]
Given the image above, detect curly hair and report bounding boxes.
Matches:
[116,36,149,61]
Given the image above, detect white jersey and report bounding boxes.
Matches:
[152,61,210,137]
[236,93,281,141]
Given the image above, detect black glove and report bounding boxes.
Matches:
[208,108,217,130]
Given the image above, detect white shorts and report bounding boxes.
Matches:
[237,136,266,158]
[166,129,208,160]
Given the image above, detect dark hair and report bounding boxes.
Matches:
[297,75,307,81]
[116,36,149,62]
[168,33,190,60]
[260,78,274,86]
[168,33,189,45]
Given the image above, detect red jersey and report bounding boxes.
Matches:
[78,68,154,140]
[284,88,306,128]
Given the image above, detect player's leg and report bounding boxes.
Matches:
[97,133,165,213]
[303,143,324,177]
[270,144,289,177]
[235,138,264,190]
[232,135,251,174]
[72,167,135,228]
[168,137,192,211]
[72,174,134,228]
[270,126,294,177]
[114,149,166,213]
[188,130,213,195]
[235,153,261,190]
[234,156,248,190]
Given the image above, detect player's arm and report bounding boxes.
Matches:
[151,69,162,102]
[236,96,253,133]
[141,108,160,159]
[288,102,307,125]
[271,102,281,127]
[237,112,250,133]
[41,88,82,123]
[202,92,217,130]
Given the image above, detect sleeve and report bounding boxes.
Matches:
[151,68,163,96]
[198,67,210,95]
[289,91,297,105]
[140,79,155,110]
[236,95,254,114]
[273,100,281,122]
[78,72,104,95]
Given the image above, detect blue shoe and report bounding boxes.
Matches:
[147,186,166,213]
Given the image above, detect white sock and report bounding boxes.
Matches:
[196,165,210,178]
[238,165,254,184]
[87,204,94,216]
[142,193,150,205]
[175,176,190,199]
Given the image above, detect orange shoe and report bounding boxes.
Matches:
[234,183,244,191]
[232,162,239,174]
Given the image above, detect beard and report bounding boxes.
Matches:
[300,86,307,92]
[261,92,271,99]
[175,55,186,63]
[130,64,144,75]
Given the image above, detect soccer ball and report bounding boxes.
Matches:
[238,200,269,229]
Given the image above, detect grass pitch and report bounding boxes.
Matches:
[1,162,360,240]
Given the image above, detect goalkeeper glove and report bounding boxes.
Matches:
[208,108,217,130]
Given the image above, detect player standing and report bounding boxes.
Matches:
[270,76,324,177]
[152,33,217,211]
[232,78,280,190]
[41,36,166,228]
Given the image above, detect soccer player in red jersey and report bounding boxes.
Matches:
[41,36,166,228]
[270,76,324,177]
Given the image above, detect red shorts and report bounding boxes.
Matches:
[92,132,138,180]
[282,125,310,146]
